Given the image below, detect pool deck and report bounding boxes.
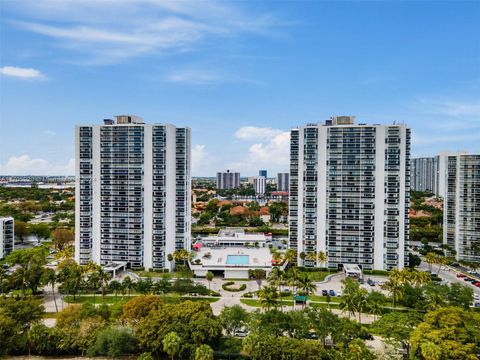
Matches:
[190,246,273,278]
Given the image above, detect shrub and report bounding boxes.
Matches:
[86,326,138,357]
[222,282,247,292]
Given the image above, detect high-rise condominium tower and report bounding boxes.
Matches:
[443,154,480,262]
[289,116,410,270]
[75,115,191,270]
[411,157,438,194]
[0,217,14,259]
[277,173,289,192]
[216,170,240,190]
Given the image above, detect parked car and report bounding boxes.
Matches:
[358,278,365,284]
[234,329,248,337]
[474,282,480,287]
[329,290,336,296]
[367,278,375,286]
[464,277,472,281]
[322,290,328,296]
[457,273,467,278]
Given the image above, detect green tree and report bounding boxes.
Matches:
[51,228,74,251]
[122,276,136,297]
[195,344,214,360]
[249,268,266,290]
[14,220,28,244]
[258,286,279,311]
[28,223,51,243]
[219,305,249,336]
[108,280,122,299]
[410,307,480,360]
[57,259,83,300]
[371,311,421,357]
[86,326,138,357]
[205,271,214,291]
[41,267,59,312]
[365,290,385,321]
[163,331,182,360]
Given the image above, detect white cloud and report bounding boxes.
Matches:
[166,70,223,85]
[6,0,277,64]
[234,126,284,141]
[191,144,224,177]
[415,98,480,117]
[44,130,56,136]
[0,155,74,175]
[229,126,290,174]
[0,66,45,79]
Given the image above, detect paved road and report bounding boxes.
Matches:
[418,259,480,297]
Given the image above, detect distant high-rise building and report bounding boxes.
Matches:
[277,173,289,192]
[216,170,240,190]
[0,217,14,259]
[411,157,438,194]
[443,154,480,262]
[259,170,267,178]
[289,116,410,270]
[436,151,468,198]
[75,115,191,270]
[254,176,266,195]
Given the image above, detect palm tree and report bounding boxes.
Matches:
[109,280,122,299]
[355,288,368,323]
[317,251,327,269]
[87,271,101,305]
[272,251,283,264]
[340,278,360,320]
[152,278,171,298]
[305,251,316,265]
[258,286,279,311]
[42,268,58,312]
[297,274,317,307]
[283,249,296,266]
[366,291,385,321]
[122,276,136,297]
[436,256,449,276]
[205,271,214,291]
[425,252,437,273]
[163,331,181,360]
[97,268,112,301]
[381,278,402,308]
[285,267,300,310]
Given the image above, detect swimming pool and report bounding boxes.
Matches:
[226,255,249,265]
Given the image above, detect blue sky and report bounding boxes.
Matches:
[0,0,479,176]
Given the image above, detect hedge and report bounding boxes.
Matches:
[222,281,247,292]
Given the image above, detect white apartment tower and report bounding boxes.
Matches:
[411,157,438,194]
[277,173,290,192]
[216,170,240,190]
[75,115,191,270]
[289,116,410,270]
[254,176,266,195]
[443,154,480,262]
[0,217,14,259]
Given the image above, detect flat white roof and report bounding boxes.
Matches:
[343,264,362,273]
[191,246,272,269]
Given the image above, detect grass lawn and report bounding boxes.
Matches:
[133,270,193,278]
[299,271,335,282]
[241,298,294,307]
[64,294,219,305]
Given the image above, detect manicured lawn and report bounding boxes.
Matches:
[64,294,219,305]
[133,270,193,278]
[298,271,336,282]
[241,298,294,307]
